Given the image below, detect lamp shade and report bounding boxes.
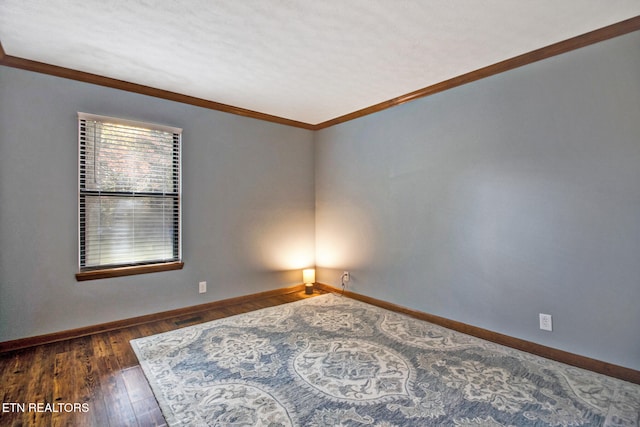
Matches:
[303,268,315,284]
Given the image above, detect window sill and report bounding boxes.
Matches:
[76,261,184,281]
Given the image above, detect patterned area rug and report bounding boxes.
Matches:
[130,294,639,426]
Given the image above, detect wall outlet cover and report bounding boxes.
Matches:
[539,313,553,331]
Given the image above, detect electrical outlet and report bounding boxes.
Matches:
[199,281,207,294]
[539,313,552,331]
[342,271,350,283]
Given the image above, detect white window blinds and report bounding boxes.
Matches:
[78,113,182,271]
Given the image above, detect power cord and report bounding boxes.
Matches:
[340,272,350,296]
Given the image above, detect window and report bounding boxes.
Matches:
[76,113,183,280]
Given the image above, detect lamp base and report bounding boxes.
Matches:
[305,284,313,295]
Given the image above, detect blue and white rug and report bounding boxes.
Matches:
[130,293,639,426]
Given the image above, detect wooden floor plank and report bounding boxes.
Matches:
[73,336,107,427]
[99,369,139,426]
[25,344,54,427]
[0,290,316,426]
[122,366,153,404]
[131,394,166,426]
[92,331,145,427]
[50,350,75,426]
[0,352,19,404]
[107,329,139,370]
[0,349,34,426]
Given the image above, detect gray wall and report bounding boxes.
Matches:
[316,31,640,370]
[0,67,315,342]
[2,31,639,371]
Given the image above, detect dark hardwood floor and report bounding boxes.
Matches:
[0,290,318,427]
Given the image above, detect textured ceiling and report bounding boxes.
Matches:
[1,1,640,125]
